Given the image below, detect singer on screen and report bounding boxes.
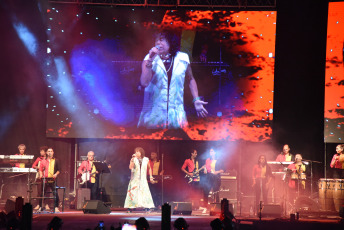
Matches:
[138,30,208,129]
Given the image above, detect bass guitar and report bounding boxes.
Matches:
[185,165,206,184]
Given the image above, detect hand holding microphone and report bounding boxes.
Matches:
[148,45,160,60]
[130,154,136,162]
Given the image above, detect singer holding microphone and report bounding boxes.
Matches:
[138,29,208,129]
[124,147,155,213]
[330,144,344,178]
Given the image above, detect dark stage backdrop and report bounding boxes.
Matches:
[0,0,328,207]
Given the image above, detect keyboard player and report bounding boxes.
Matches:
[14,144,27,168]
[275,144,294,162]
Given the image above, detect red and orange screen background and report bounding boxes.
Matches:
[46,6,276,141]
[325,2,344,143]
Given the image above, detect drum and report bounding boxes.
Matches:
[333,179,344,212]
[291,173,298,180]
[300,173,306,180]
[318,178,335,211]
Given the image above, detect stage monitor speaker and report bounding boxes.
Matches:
[209,201,236,216]
[5,199,15,214]
[82,200,111,214]
[294,196,320,213]
[171,202,192,215]
[77,188,91,210]
[260,204,282,218]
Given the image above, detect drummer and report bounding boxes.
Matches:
[330,144,344,179]
[287,154,307,193]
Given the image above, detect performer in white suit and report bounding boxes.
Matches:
[124,147,155,212]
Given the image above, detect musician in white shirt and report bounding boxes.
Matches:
[78,151,99,200]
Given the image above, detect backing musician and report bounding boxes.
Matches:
[39,147,60,212]
[252,155,272,213]
[287,154,307,197]
[32,146,48,210]
[181,150,204,208]
[78,151,99,200]
[15,144,27,168]
[203,148,224,209]
[330,144,344,179]
[276,144,294,162]
[148,152,164,208]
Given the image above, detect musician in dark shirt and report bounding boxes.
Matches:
[148,152,164,208]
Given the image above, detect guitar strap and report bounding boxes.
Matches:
[194,160,200,182]
[90,162,96,183]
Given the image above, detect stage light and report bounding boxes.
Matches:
[13,22,38,56]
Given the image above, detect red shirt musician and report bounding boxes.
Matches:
[252,155,272,211]
[38,148,60,212]
[287,154,306,190]
[330,144,344,179]
[275,144,294,162]
[78,151,99,200]
[181,150,204,184]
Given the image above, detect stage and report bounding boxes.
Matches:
[25,209,344,230]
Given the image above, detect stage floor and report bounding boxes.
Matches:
[28,210,344,230]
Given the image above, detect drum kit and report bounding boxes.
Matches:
[268,159,322,216]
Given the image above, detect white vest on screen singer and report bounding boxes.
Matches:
[138,51,189,129]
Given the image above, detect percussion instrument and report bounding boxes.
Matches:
[318,178,335,211]
[333,179,344,212]
[290,172,306,180]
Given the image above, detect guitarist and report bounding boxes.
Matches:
[181,150,204,207]
[78,151,99,200]
[148,152,164,208]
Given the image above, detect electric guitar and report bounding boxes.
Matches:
[77,171,97,185]
[185,165,206,184]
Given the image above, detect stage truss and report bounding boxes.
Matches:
[48,0,276,8]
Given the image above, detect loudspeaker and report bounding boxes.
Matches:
[170,202,192,215]
[5,199,15,214]
[294,196,320,212]
[209,201,236,216]
[77,188,90,210]
[219,179,237,200]
[260,204,282,218]
[82,200,111,214]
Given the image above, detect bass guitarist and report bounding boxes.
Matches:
[78,151,99,200]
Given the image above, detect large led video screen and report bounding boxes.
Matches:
[325,1,344,143]
[46,6,276,141]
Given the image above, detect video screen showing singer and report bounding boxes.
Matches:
[138,30,208,129]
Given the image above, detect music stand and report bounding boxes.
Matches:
[93,162,110,201]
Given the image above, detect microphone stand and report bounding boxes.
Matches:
[300,159,322,196]
[278,161,288,217]
[161,153,164,207]
[41,168,46,212]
